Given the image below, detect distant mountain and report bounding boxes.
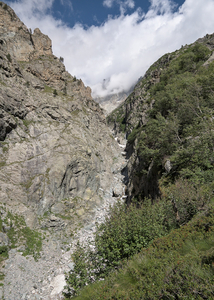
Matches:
[94,89,133,115]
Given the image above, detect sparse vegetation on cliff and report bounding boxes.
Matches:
[0,209,43,261]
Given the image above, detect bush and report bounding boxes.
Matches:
[64,242,89,297]
[53,89,57,97]
[73,206,214,300]
[64,199,178,296]
[6,53,11,62]
[0,245,8,262]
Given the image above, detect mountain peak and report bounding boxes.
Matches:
[0,1,53,61]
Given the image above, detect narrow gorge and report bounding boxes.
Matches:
[1,2,214,300]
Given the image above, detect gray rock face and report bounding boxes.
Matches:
[0,2,121,222]
[0,3,128,299]
[0,3,52,61]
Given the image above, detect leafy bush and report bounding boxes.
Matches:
[64,200,171,297]
[73,206,214,300]
[65,242,89,297]
[6,53,11,62]
[53,89,58,97]
[0,245,8,262]
[65,193,204,297]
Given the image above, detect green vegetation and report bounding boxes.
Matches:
[130,43,214,199]
[43,85,54,93]
[0,80,7,86]
[0,211,43,261]
[22,118,33,127]
[53,89,58,97]
[0,161,6,167]
[73,207,214,299]
[0,246,8,262]
[0,272,5,281]
[6,53,11,63]
[25,81,30,88]
[64,192,214,298]
[64,174,213,297]
[107,105,126,132]
[64,41,214,298]
[3,3,8,10]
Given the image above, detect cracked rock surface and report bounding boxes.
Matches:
[0,3,128,299]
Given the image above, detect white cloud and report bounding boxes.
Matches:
[103,0,114,8]
[103,0,135,11]
[60,0,73,11]
[10,0,54,19]
[148,0,176,15]
[5,0,214,98]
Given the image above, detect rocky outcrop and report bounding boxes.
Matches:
[0,3,127,299]
[0,2,52,61]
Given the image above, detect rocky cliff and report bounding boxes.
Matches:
[0,3,126,299]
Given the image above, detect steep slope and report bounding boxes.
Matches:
[108,33,214,204]
[0,2,127,299]
[65,33,214,300]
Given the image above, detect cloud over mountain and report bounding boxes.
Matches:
[6,0,214,97]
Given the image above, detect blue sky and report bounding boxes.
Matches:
[51,0,185,28]
[5,0,214,97]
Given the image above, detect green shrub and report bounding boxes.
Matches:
[73,207,214,300]
[6,53,11,62]
[64,242,89,297]
[53,89,58,97]
[64,198,179,296]
[0,245,8,262]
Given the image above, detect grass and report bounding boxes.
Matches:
[0,273,5,281]
[1,211,43,261]
[0,81,6,86]
[43,85,54,93]
[0,161,6,167]
[22,119,33,128]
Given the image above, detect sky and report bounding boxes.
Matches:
[4,0,214,98]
